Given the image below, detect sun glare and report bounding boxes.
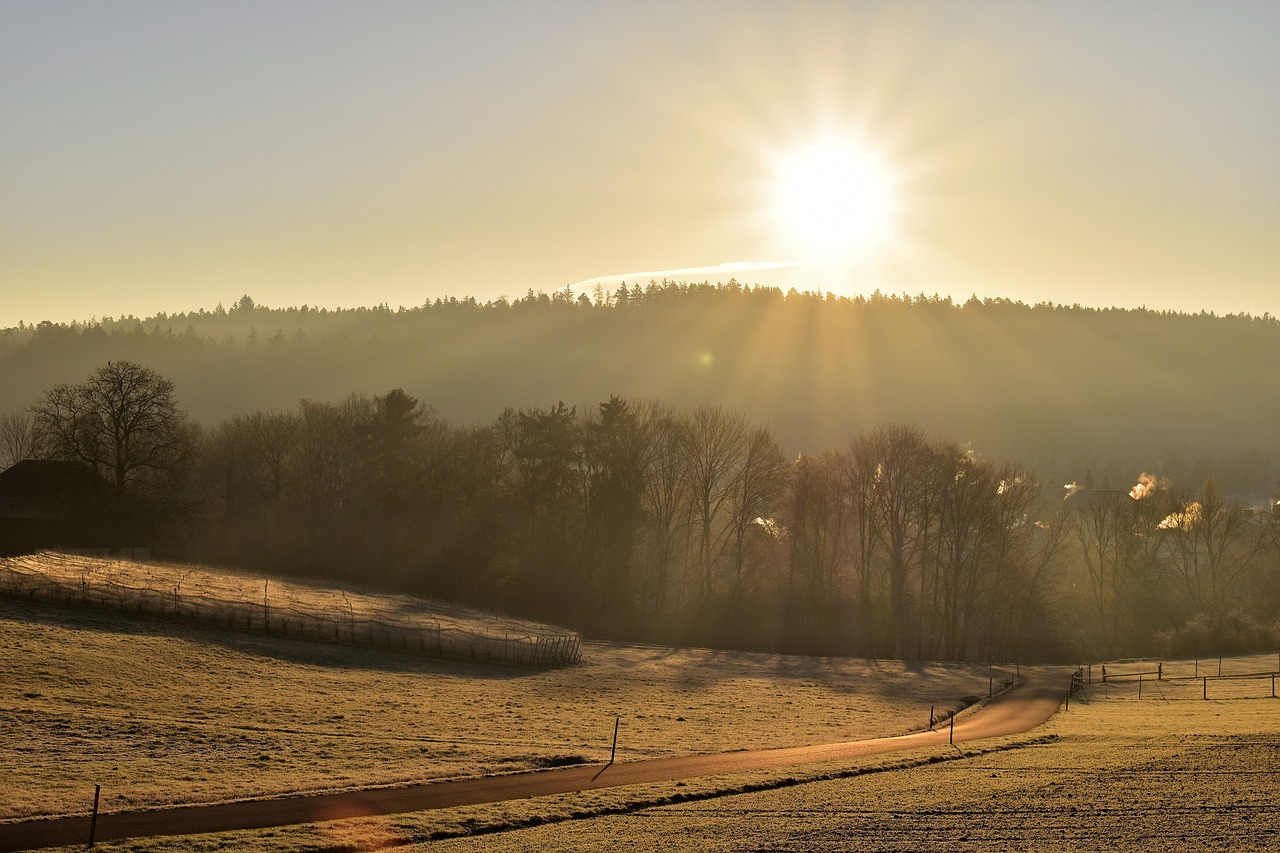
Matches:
[772,137,897,258]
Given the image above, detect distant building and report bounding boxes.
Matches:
[1062,488,1135,508]
[1063,484,1182,527]
[0,460,151,557]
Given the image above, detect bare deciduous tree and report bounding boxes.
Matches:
[681,405,749,600]
[30,361,193,495]
[725,426,787,601]
[0,412,35,469]
[1162,478,1262,615]
[860,424,932,657]
[637,402,691,620]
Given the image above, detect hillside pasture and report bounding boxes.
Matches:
[0,552,581,667]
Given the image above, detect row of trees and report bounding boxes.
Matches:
[1061,479,1275,656]
[11,361,1280,660]
[190,393,1070,659]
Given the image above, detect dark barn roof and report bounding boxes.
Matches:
[0,460,149,554]
[0,460,115,520]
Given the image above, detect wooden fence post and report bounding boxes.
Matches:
[610,716,620,764]
[949,711,954,744]
[88,783,101,847]
[929,704,935,731]
[1203,676,1208,700]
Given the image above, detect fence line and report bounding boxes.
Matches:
[0,552,582,668]
[1084,655,1279,700]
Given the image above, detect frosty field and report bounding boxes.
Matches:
[427,697,1278,852]
[0,597,992,822]
[3,596,1276,852]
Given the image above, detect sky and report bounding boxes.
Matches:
[1,0,1277,326]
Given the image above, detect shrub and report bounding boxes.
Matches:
[1154,611,1280,657]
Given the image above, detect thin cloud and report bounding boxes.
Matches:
[569,260,818,292]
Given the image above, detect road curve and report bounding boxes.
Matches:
[0,669,1069,852]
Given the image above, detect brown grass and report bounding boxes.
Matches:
[21,692,1279,852]
[0,596,993,823]
[8,591,1273,852]
[424,694,1280,852]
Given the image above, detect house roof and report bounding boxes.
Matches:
[0,460,116,521]
[1063,488,1135,507]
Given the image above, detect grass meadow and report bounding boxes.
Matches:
[3,596,1276,852]
[1,596,992,822]
[426,697,1280,852]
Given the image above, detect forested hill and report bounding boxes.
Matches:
[3,285,1277,498]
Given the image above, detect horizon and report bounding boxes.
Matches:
[3,0,1278,328]
[5,282,1279,332]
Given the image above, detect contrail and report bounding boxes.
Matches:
[569,259,818,292]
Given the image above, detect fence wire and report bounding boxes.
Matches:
[1081,655,1280,700]
[0,551,582,668]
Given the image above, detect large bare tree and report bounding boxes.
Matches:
[725,426,787,601]
[1162,478,1262,615]
[30,361,193,496]
[637,402,692,620]
[859,424,933,657]
[681,405,749,601]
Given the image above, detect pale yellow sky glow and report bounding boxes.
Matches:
[1,0,1277,325]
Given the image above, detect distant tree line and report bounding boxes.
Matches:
[14,361,1279,662]
[4,283,1277,511]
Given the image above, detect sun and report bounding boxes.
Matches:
[771,137,897,258]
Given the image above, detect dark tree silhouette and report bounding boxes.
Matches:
[1162,478,1262,616]
[683,405,749,601]
[30,361,193,496]
[858,424,931,657]
[584,396,647,629]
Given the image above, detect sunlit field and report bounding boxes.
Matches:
[426,695,1279,852]
[0,597,995,823]
[0,552,582,667]
[4,594,1276,851]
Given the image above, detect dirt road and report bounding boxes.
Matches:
[0,670,1068,851]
